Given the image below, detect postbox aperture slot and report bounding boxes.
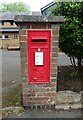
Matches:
[32,39,47,42]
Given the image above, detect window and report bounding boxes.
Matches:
[0,21,4,25]
[10,21,13,25]
[14,34,18,39]
[2,21,4,25]
[5,35,9,39]
[2,35,5,40]
[0,22,2,26]
[1,35,9,40]
[0,35,2,39]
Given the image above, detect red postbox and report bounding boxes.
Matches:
[28,30,51,84]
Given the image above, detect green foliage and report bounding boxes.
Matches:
[50,1,83,72]
[0,2,29,12]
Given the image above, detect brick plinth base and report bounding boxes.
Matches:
[22,82,56,107]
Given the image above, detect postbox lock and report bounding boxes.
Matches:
[38,48,41,51]
[33,77,37,81]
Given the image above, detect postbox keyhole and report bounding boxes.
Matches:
[38,48,41,51]
[33,77,37,81]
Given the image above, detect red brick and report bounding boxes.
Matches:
[44,93,50,96]
[23,97,30,102]
[51,73,57,77]
[52,24,60,30]
[45,87,51,92]
[51,69,57,73]
[19,36,26,41]
[52,52,58,57]
[33,97,49,101]
[51,58,57,63]
[35,102,45,105]
[51,91,56,96]
[20,30,26,35]
[27,24,30,29]
[50,82,56,87]
[52,48,59,52]
[51,36,59,42]
[31,24,46,29]
[47,24,51,29]
[52,30,59,36]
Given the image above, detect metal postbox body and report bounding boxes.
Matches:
[28,30,51,84]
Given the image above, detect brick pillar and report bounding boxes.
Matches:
[14,15,64,108]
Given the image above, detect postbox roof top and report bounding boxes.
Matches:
[14,15,65,23]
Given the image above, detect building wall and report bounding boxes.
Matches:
[0,21,17,28]
[0,21,19,49]
[0,32,19,49]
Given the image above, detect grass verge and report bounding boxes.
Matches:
[2,82,22,108]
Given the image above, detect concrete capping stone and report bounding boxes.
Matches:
[55,104,70,110]
[54,91,82,106]
[70,103,81,109]
[14,15,64,23]
[55,103,82,110]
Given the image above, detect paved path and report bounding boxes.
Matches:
[2,50,21,82]
[58,52,71,66]
[9,109,82,118]
[1,50,21,94]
